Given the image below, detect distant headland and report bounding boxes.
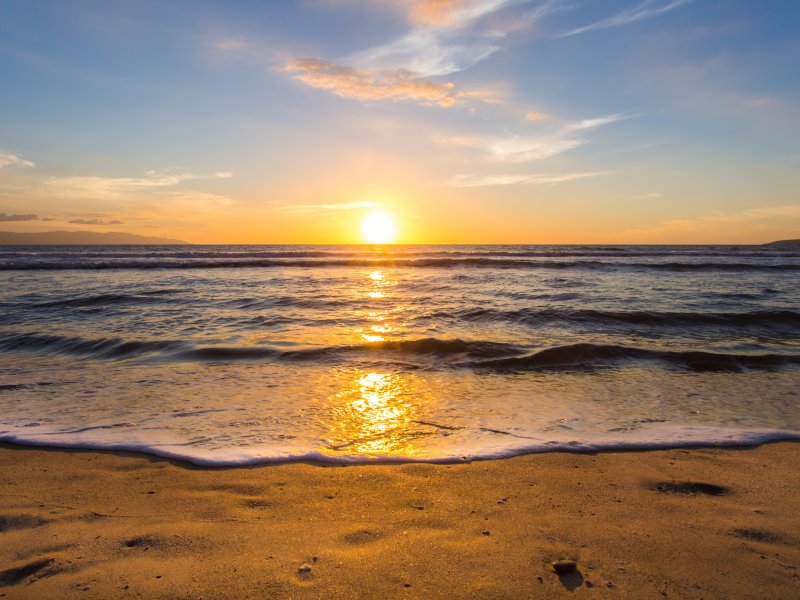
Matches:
[0,231,189,245]
[763,239,800,247]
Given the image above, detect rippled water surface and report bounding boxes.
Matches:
[1,244,798,464]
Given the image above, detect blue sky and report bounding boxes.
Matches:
[0,0,798,243]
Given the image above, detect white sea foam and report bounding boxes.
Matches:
[1,423,799,466]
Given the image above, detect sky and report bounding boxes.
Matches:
[0,0,799,244]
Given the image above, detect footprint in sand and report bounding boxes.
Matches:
[0,558,56,587]
[649,481,729,496]
[0,513,52,532]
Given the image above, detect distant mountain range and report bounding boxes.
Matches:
[763,239,800,247]
[0,230,189,245]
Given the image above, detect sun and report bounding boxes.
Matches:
[361,210,398,244]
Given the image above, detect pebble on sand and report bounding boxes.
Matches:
[552,560,577,575]
[298,564,312,575]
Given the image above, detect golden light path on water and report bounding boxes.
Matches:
[328,268,424,456]
[354,270,398,342]
[326,370,420,455]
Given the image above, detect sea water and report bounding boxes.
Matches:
[1,244,798,464]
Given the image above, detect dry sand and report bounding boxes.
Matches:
[1,442,799,599]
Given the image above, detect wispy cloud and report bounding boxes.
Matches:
[562,0,694,37]
[0,151,35,169]
[40,170,231,200]
[444,112,628,162]
[349,0,560,77]
[0,212,39,222]
[68,218,124,225]
[348,28,499,78]
[568,113,628,131]
[283,58,461,107]
[42,171,195,199]
[281,201,380,213]
[525,110,548,121]
[225,2,550,108]
[487,134,584,162]
[447,170,608,187]
[406,0,526,29]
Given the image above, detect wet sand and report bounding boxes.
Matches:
[1,442,799,599]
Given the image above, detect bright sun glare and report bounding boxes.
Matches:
[361,210,398,244]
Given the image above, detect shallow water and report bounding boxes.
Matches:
[1,244,798,464]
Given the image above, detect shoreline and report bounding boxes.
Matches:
[0,427,800,469]
[3,434,800,469]
[2,442,799,598]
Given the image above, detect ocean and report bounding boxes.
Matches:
[1,244,798,464]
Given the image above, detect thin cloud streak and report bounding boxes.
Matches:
[41,170,232,200]
[43,172,196,199]
[568,113,628,130]
[0,151,35,169]
[480,113,625,162]
[487,135,584,162]
[447,171,608,187]
[561,0,694,37]
[476,115,624,163]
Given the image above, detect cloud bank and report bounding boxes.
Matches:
[0,213,39,222]
[68,218,125,225]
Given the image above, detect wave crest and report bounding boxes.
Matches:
[2,333,797,372]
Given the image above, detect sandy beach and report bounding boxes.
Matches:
[0,443,798,598]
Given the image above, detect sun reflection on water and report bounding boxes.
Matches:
[356,269,400,342]
[366,270,388,299]
[326,370,418,455]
